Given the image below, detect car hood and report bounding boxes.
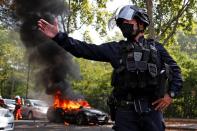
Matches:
[81,108,107,115]
[0,108,14,125]
[0,108,9,116]
[6,104,15,109]
[0,116,14,123]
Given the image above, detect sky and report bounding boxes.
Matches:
[106,0,131,12]
[71,0,131,44]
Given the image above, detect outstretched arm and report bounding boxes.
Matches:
[37,18,113,62]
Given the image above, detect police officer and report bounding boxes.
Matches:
[38,5,182,131]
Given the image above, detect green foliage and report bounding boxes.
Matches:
[0,0,17,28]
[0,29,27,98]
[165,94,197,118]
[72,58,112,111]
[133,0,197,44]
[83,30,93,43]
[163,40,197,118]
[65,0,110,36]
[68,0,94,32]
[176,24,197,59]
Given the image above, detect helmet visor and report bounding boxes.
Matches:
[116,5,136,20]
[108,5,136,30]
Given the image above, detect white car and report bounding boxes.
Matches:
[22,99,49,120]
[3,99,15,113]
[0,107,14,130]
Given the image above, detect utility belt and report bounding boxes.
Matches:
[116,98,152,114]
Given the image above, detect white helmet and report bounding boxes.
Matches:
[15,95,20,99]
[108,5,149,29]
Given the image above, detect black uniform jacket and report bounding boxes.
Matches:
[52,32,183,97]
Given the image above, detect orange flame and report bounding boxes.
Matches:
[53,91,90,111]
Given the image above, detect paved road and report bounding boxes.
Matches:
[14,120,114,131]
[14,120,197,131]
[167,123,197,131]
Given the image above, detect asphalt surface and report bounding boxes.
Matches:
[14,120,114,131]
[14,119,197,131]
[167,123,197,131]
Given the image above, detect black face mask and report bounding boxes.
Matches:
[119,23,138,40]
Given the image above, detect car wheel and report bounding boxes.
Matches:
[28,112,34,120]
[76,114,85,125]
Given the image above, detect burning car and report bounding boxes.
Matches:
[47,91,109,125]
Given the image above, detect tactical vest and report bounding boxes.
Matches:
[111,39,161,99]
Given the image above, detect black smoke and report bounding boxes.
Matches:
[15,0,82,100]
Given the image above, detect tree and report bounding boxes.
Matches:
[164,45,197,118]
[56,0,110,37]
[132,0,197,45]
[72,58,112,110]
[176,24,197,59]
[0,29,27,98]
[1,0,196,44]
[0,0,17,28]
[144,0,155,39]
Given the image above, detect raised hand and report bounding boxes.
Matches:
[38,18,59,38]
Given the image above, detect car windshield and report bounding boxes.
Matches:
[31,100,48,107]
[4,99,15,105]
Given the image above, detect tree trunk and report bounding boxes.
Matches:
[60,0,66,32]
[144,0,155,39]
[66,0,71,34]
